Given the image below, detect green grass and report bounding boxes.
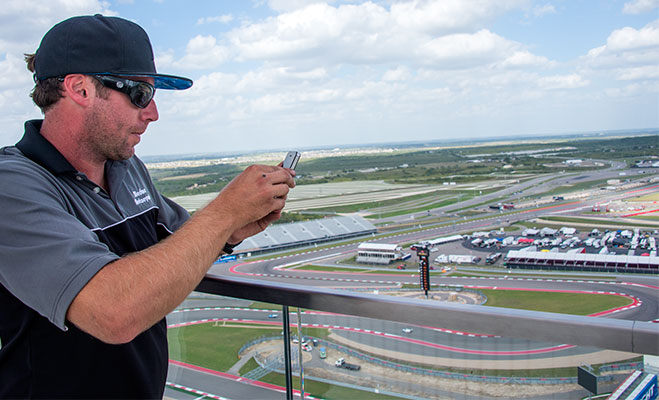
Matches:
[248,301,283,310]
[239,356,260,376]
[367,195,465,219]
[537,176,635,197]
[296,264,446,275]
[294,265,370,273]
[168,325,279,372]
[479,289,633,315]
[628,192,659,201]
[310,189,448,214]
[629,215,659,221]
[260,372,405,399]
[168,324,332,372]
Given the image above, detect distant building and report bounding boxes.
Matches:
[540,227,558,237]
[634,160,659,168]
[504,250,659,273]
[564,159,583,165]
[356,243,405,265]
[522,228,540,237]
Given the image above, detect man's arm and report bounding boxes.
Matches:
[66,164,294,344]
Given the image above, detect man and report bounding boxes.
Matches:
[0,15,295,398]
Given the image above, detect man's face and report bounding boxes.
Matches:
[83,76,159,162]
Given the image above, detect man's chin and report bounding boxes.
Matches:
[109,148,136,161]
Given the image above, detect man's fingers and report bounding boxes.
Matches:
[261,166,296,187]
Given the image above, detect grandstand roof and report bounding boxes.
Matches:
[235,214,377,252]
[358,242,400,251]
[506,250,659,265]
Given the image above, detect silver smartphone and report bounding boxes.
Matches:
[282,151,301,170]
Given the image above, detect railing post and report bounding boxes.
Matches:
[297,308,305,400]
[282,305,293,400]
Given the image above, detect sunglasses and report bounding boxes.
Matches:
[92,75,156,109]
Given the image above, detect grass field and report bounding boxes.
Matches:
[296,264,445,275]
[628,192,659,202]
[168,326,277,372]
[259,372,405,399]
[478,289,633,315]
[630,215,659,221]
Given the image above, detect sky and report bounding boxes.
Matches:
[0,0,657,157]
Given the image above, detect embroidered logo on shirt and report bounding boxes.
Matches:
[132,188,152,205]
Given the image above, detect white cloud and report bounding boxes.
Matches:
[617,65,659,80]
[224,1,536,70]
[538,74,590,90]
[0,0,114,58]
[382,66,411,82]
[606,21,659,52]
[197,14,234,25]
[623,0,659,14]
[390,0,527,34]
[533,4,556,17]
[582,20,659,71]
[499,50,552,68]
[265,0,338,12]
[1,1,655,156]
[174,35,231,70]
[419,29,519,68]
[0,53,32,90]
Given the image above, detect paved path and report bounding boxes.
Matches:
[227,349,256,375]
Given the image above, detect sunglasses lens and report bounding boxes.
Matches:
[130,84,155,108]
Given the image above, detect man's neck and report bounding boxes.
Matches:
[40,116,108,191]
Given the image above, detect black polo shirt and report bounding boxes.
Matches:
[0,120,189,398]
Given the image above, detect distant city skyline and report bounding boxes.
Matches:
[1,0,657,157]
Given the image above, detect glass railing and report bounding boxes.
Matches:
[164,274,658,399]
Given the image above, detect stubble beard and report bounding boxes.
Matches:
[84,102,137,162]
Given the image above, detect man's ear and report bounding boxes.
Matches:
[61,74,94,107]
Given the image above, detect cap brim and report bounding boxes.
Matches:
[110,73,193,90]
[153,74,193,90]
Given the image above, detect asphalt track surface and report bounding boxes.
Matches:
[166,176,659,399]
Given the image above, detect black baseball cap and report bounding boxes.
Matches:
[33,14,192,90]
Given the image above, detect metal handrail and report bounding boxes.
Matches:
[196,273,659,355]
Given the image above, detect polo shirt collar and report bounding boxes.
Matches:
[16,119,76,175]
[16,120,132,193]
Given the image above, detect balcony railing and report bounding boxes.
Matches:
[161,273,659,399]
[196,274,658,355]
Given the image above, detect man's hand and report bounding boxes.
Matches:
[210,164,296,244]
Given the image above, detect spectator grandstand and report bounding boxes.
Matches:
[234,215,377,254]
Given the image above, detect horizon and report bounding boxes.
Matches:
[140,126,659,163]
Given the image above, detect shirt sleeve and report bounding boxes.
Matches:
[0,160,119,330]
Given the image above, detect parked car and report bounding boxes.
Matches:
[319,347,327,359]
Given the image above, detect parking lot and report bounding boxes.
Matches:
[406,227,659,268]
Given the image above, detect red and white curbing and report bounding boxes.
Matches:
[165,382,230,400]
